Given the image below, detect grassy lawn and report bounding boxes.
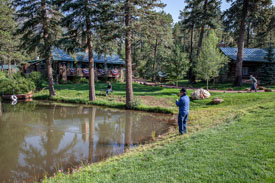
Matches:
[34,82,275,114]
[34,83,183,113]
[43,90,275,182]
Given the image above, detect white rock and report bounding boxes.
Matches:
[191,89,211,100]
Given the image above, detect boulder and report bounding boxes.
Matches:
[212,98,224,104]
[191,89,211,100]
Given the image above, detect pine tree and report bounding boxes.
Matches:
[179,5,198,83]
[179,0,221,83]
[13,0,63,96]
[0,0,23,75]
[164,43,190,89]
[195,30,229,90]
[223,0,272,86]
[57,0,116,101]
[142,11,173,82]
[94,1,119,81]
[115,0,165,109]
[258,44,275,85]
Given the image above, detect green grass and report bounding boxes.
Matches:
[34,83,182,113]
[43,92,275,183]
[34,83,275,114]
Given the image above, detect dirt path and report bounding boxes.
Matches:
[134,80,275,93]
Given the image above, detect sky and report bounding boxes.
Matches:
[162,0,275,23]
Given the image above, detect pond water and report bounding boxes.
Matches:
[0,101,171,182]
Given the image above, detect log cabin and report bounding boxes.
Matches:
[220,47,275,82]
[23,48,125,82]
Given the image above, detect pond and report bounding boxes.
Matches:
[0,101,171,182]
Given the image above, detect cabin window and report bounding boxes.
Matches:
[242,67,249,76]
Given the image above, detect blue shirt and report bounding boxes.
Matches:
[176,95,190,114]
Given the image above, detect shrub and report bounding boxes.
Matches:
[0,77,35,95]
[79,77,89,84]
[59,79,67,84]
[129,97,141,108]
[72,76,82,83]
[27,71,44,89]
[0,72,7,80]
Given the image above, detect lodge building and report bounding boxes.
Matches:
[220,47,275,81]
[23,48,125,82]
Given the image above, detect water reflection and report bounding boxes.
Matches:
[0,101,170,182]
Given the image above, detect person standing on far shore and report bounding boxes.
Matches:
[250,75,257,92]
[176,88,190,135]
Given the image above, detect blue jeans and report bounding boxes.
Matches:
[106,89,112,95]
[178,113,189,134]
[250,83,257,92]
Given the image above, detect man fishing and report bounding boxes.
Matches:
[176,88,190,135]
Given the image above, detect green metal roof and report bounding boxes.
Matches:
[51,48,125,65]
[220,47,275,62]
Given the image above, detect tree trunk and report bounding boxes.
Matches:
[234,0,249,86]
[152,38,159,82]
[86,0,96,101]
[104,53,108,81]
[183,31,186,52]
[246,22,250,48]
[206,79,209,90]
[8,56,11,75]
[125,0,134,109]
[88,107,96,162]
[189,26,196,83]
[41,0,56,96]
[197,0,208,55]
[0,101,2,118]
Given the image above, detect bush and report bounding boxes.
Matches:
[79,77,89,84]
[0,77,35,95]
[129,97,141,108]
[72,76,82,83]
[59,79,67,84]
[0,72,7,80]
[27,71,44,89]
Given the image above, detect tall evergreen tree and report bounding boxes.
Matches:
[57,0,116,101]
[116,0,165,109]
[179,5,198,83]
[0,0,23,75]
[164,43,190,89]
[223,0,272,86]
[13,0,63,96]
[196,0,221,53]
[94,1,119,81]
[143,11,173,82]
[258,43,275,85]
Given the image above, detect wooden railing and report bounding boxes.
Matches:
[66,68,122,78]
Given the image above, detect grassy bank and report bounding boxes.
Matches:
[41,89,275,182]
[42,90,275,182]
[34,83,183,114]
[34,82,275,114]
